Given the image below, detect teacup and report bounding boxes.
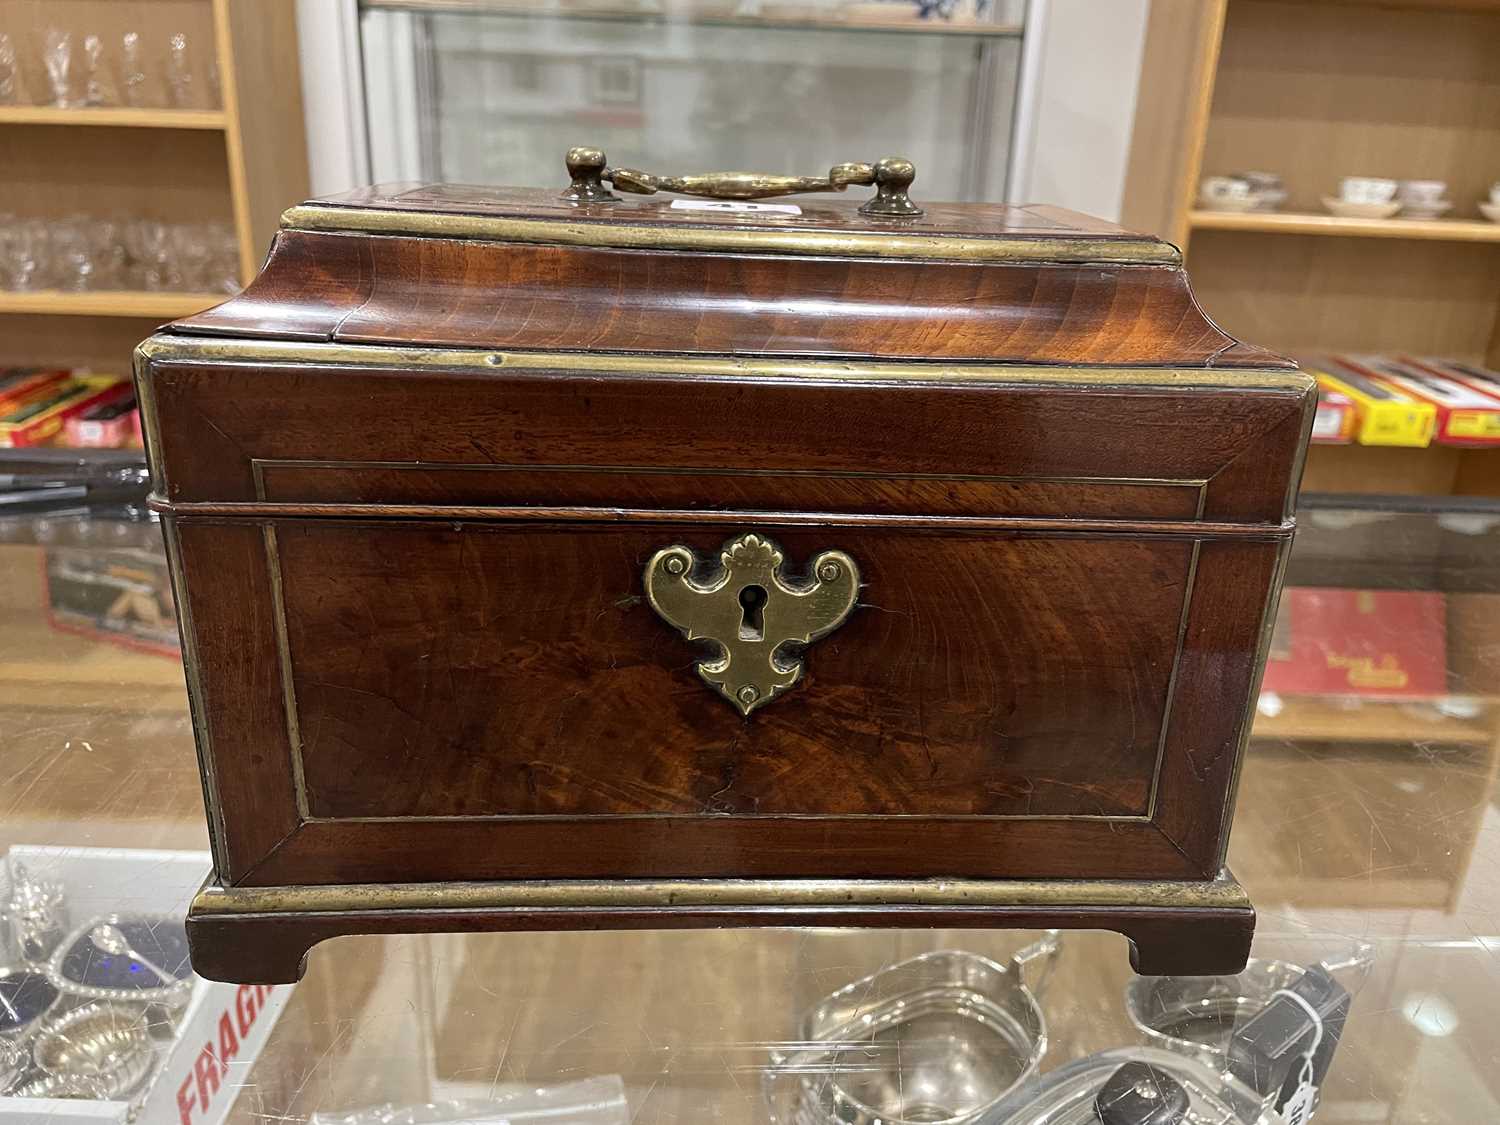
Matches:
[1398,180,1447,204]
[1339,177,1398,205]
[1201,175,1251,203]
[1240,170,1283,192]
[1491,182,1500,205]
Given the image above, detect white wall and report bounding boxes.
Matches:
[1010,0,1151,221]
[296,0,369,196]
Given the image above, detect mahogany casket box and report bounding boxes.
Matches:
[135,154,1314,984]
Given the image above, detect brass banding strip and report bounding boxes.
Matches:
[280,204,1181,265]
[138,335,1312,393]
[193,872,1252,915]
[149,498,1293,538]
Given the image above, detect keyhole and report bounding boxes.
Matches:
[738,584,767,641]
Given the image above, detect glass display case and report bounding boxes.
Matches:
[357,0,1028,200]
[3,488,1500,1120]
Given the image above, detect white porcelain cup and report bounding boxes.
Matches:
[1201,175,1251,202]
[1240,170,1283,191]
[1491,182,1500,205]
[1398,180,1447,204]
[1339,177,1398,204]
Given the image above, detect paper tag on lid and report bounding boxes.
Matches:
[1280,1065,1318,1125]
[669,199,802,216]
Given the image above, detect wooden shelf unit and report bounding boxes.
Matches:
[0,291,227,319]
[1123,0,1500,499]
[1189,209,1500,243]
[0,105,227,129]
[1250,694,1497,745]
[0,0,307,370]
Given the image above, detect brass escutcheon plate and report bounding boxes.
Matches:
[643,533,859,716]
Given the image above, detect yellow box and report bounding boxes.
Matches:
[1309,363,1435,448]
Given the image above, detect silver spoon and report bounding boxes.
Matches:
[89,922,179,988]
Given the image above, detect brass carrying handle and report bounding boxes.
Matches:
[561,146,922,217]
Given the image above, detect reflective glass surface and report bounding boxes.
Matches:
[358,0,1025,201]
[4,498,1500,1121]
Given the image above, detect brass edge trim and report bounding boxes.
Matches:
[278,204,1181,265]
[262,526,310,819]
[149,499,1294,538]
[138,334,1314,392]
[306,811,1154,824]
[193,872,1251,916]
[1283,371,1319,523]
[1146,539,1202,821]
[131,344,168,495]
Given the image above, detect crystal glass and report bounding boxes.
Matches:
[42,27,78,108]
[169,223,216,292]
[120,30,149,107]
[124,218,171,290]
[166,31,194,108]
[0,32,19,105]
[82,33,116,107]
[89,219,129,289]
[210,224,241,293]
[50,215,97,291]
[0,215,43,291]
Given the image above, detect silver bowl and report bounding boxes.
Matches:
[767,937,1060,1125]
[47,912,194,1007]
[33,1001,156,1099]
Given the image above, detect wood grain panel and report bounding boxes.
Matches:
[173,230,1285,368]
[240,815,1199,887]
[169,519,300,881]
[1154,539,1287,874]
[274,522,1191,821]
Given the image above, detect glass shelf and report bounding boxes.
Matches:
[5,500,1500,1119]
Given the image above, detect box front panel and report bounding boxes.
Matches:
[166,515,1285,886]
[274,521,1190,822]
[145,348,1310,887]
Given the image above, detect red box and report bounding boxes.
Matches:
[1261,587,1447,697]
[63,384,138,448]
[1311,383,1355,443]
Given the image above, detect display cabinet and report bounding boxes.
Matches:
[1122,0,1500,500]
[357,0,1028,202]
[5,494,1500,1120]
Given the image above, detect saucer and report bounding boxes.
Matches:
[1480,202,1500,223]
[1323,197,1401,220]
[1399,201,1453,220]
[1198,194,1258,213]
